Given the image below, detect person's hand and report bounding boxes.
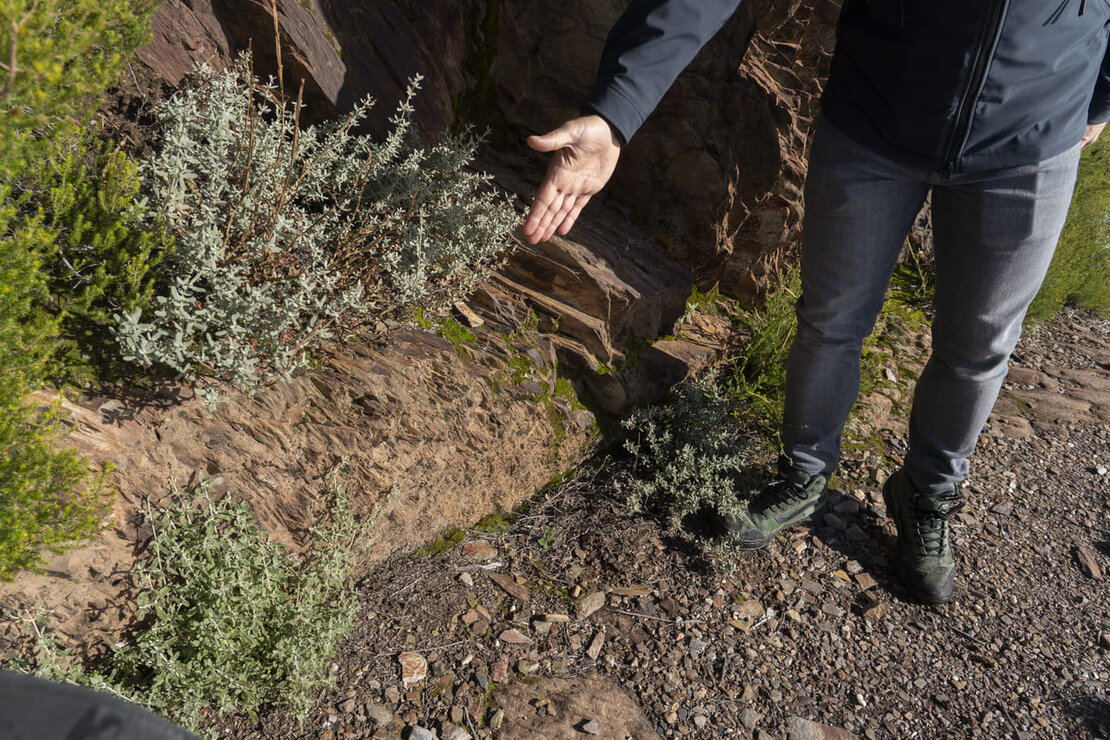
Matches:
[1081,121,1106,149]
[522,115,622,244]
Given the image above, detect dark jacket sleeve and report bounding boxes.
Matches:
[1089,35,1110,124]
[583,0,744,144]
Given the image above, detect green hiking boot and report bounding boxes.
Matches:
[882,468,966,604]
[724,458,829,549]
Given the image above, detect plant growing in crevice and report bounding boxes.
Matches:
[117,55,517,391]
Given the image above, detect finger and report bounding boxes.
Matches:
[524,177,563,239]
[543,195,579,243]
[557,196,591,236]
[524,201,549,242]
[527,125,576,153]
[535,190,570,242]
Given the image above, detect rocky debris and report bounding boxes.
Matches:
[788,716,859,739]
[190,313,1110,740]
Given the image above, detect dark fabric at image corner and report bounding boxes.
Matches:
[0,672,199,740]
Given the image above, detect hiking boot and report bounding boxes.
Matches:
[882,468,966,604]
[724,457,828,549]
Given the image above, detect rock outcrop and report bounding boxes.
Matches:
[138,0,839,297]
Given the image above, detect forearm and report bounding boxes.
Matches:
[583,0,744,144]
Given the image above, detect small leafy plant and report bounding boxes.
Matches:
[13,469,377,734]
[617,379,758,528]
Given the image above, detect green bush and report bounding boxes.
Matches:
[0,0,155,579]
[116,56,517,392]
[0,195,104,580]
[0,0,153,178]
[36,132,173,382]
[16,471,376,734]
[1028,136,1110,321]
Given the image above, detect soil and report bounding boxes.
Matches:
[209,308,1110,740]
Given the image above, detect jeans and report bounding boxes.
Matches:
[781,117,1081,495]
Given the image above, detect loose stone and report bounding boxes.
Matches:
[499,628,532,645]
[577,590,607,620]
[399,652,427,688]
[489,572,531,601]
[461,541,496,560]
[587,630,606,661]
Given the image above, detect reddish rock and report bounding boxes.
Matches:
[488,573,531,602]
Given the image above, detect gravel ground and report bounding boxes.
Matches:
[218,310,1110,740]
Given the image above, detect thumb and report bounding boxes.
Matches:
[527,124,577,153]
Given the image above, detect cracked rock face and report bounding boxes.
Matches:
[139,0,840,297]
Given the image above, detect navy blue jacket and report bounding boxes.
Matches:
[585,0,1110,174]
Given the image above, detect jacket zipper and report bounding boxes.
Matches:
[941,0,1007,180]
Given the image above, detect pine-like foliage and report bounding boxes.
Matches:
[0,0,154,179]
[0,196,104,580]
[117,57,518,390]
[37,132,174,381]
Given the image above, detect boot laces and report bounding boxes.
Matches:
[912,491,965,556]
[755,477,812,514]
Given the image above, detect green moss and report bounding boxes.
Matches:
[437,317,478,347]
[414,309,479,362]
[474,511,515,532]
[413,306,434,330]
[415,526,466,557]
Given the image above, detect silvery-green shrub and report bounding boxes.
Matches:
[616,379,757,527]
[116,55,516,390]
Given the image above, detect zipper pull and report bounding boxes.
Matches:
[1080,0,1086,15]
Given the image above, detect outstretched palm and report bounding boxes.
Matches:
[522,115,623,244]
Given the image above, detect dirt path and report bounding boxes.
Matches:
[219,309,1110,740]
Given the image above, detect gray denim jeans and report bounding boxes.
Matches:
[782,117,1081,495]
